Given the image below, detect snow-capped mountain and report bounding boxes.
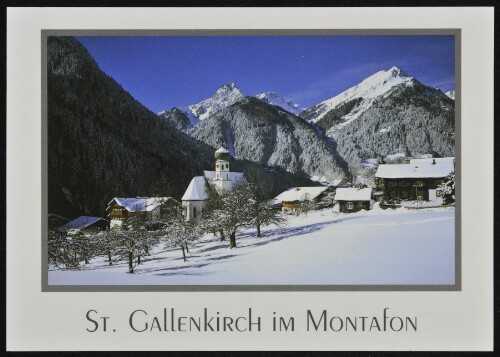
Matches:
[255,92,306,115]
[191,97,347,181]
[159,82,245,131]
[157,107,200,132]
[160,84,307,131]
[297,66,454,173]
[188,82,245,121]
[445,90,455,100]
[300,66,414,129]
[159,66,454,182]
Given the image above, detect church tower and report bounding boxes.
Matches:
[213,147,233,192]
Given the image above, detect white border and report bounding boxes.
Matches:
[7,7,494,351]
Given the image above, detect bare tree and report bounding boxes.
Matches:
[201,182,253,249]
[111,219,158,273]
[48,229,80,270]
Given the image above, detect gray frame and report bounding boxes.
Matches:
[41,29,461,292]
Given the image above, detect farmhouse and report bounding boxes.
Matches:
[375,158,454,202]
[409,157,455,166]
[57,216,109,233]
[182,147,246,220]
[274,186,333,214]
[334,187,373,213]
[107,197,179,227]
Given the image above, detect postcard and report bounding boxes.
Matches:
[6,7,494,351]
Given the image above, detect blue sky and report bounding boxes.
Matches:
[76,35,455,113]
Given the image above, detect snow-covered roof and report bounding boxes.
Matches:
[108,197,174,212]
[274,186,330,202]
[182,176,209,201]
[409,157,455,165]
[58,216,108,232]
[215,147,230,154]
[203,171,246,182]
[334,188,373,201]
[375,162,454,179]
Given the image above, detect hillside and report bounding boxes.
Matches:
[191,97,348,181]
[47,37,314,218]
[299,67,455,171]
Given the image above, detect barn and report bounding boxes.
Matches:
[57,216,109,233]
[334,187,373,213]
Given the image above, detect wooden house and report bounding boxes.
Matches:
[107,197,180,227]
[57,216,109,234]
[375,158,454,202]
[274,186,334,214]
[334,187,373,213]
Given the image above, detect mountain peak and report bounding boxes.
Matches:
[213,82,244,97]
[255,91,306,115]
[218,81,239,92]
[187,82,244,121]
[301,66,415,124]
[388,66,408,77]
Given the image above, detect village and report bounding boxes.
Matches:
[48,147,455,284]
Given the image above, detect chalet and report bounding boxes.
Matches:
[409,157,455,166]
[274,186,333,214]
[334,187,373,213]
[182,147,246,221]
[107,196,180,227]
[57,216,109,233]
[375,158,454,202]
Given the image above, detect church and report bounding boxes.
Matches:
[181,147,246,220]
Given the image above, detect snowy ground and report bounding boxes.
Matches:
[49,205,455,286]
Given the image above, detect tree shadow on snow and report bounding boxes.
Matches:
[238,216,364,249]
[139,216,363,277]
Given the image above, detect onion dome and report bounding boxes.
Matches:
[215,147,231,161]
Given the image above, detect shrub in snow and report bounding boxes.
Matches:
[436,172,455,205]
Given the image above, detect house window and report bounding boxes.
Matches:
[401,181,410,187]
[226,164,229,169]
[357,202,363,208]
[216,164,219,169]
[415,180,424,187]
[347,202,354,210]
[193,207,197,218]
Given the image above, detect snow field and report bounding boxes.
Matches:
[49,207,455,286]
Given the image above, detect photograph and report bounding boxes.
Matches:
[45,33,457,288]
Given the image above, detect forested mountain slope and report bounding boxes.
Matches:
[47,37,314,217]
